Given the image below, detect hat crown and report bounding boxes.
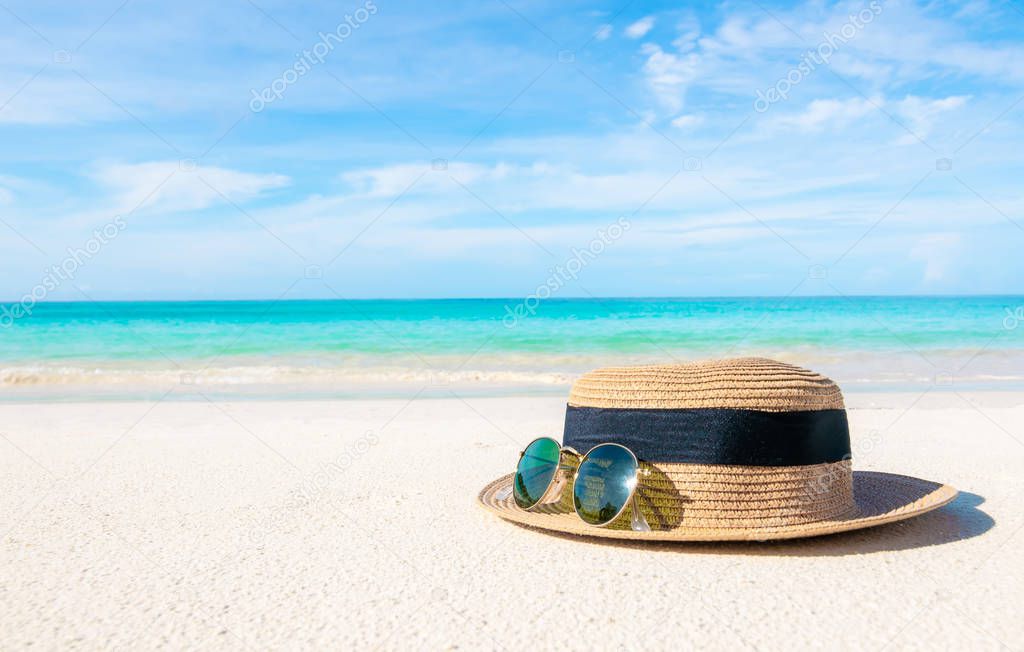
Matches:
[561,358,857,530]
[568,357,844,412]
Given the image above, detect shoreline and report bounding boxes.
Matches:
[3,389,1023,409]
[4,381,1024,403]
[4,345,1024,401]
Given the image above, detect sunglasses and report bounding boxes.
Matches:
[510,436,651,531]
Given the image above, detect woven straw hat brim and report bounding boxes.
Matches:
[477,470,957,542]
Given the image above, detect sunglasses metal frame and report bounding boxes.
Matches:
[514,436,651,530]
[512,437,579,510]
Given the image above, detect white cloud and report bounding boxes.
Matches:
[671,19,701,52]
[594,24,612,41]
[625,16,655,39]
[774,97,880,132]
[700,15,793,52]
[670,114,704,129]
[339,161,558,199]
[321,155,917,233]
[640,0,1024,117]
[893,94,970,143]
[0,174,29,204]
[0,74,119,125]
[0,174,33,190]
[910,233,961,282]
[93,161,290,215]
[640,44,700,112]
[955,0,990,17]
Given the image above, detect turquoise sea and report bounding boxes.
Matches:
[2,296,1023,399]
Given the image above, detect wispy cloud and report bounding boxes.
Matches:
[773,96,880,132]
[93,162,290,215]
[625,16,656,39]
[640,44,700,112]
[670,113,704,129]
[0,0,1021,298]
[910,233,962,282]
[0,73,119,125]
[893,94,970,143]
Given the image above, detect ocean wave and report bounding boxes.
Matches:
[4,348,1024,394]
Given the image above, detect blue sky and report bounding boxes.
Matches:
[1,0,1023,300]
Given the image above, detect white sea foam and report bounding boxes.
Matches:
[3,348,1024,397]
[0,364,575,388]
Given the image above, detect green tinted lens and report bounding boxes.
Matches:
[514,438,561,509]
[573,444,638,526]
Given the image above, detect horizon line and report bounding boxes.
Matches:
[7,293,1024,304]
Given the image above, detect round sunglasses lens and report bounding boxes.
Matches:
[573,444,638,526]
[513,438,561,509]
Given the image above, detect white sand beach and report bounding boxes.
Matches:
[1,392,1022,650]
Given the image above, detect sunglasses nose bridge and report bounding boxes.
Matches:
[537,465,572,505]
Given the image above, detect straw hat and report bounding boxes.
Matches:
[477,358,957,541]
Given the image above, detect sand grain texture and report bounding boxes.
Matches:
[1,394,1021,650]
